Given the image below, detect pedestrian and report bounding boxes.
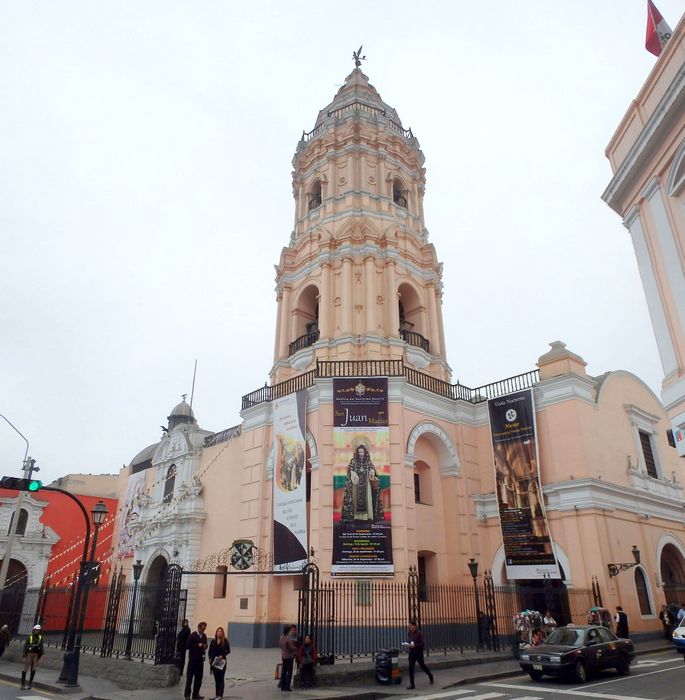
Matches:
[278,624,298,692]
[0,624,10,657]
[405,619,433,690]
[208,626,230,700]
[660,605,674,640]
[678,602,685,622]
[478,610,492,650]
[543,609,557,637]
[296,633,317,688]
[184,621,208,700]
[21,624,44,690]
[615,606,629,638]
[176,619,191,675]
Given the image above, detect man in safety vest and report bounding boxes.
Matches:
[21,624,44,690]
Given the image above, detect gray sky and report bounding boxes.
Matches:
[1,1,681,484]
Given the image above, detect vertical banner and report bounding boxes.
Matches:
[273,390,308,574]
[332,378,392,575]
[488,389,560,580]
[117,469,147,558]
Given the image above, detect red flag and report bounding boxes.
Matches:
[645,0,672,57]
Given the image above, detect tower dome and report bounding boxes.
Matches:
[167,396,196,430]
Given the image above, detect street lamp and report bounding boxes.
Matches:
[468,558,483,650]
[607,545,641,577]
[124,560,144,660]
[65,500,109,687]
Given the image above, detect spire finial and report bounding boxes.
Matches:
[181,393,187,402]
[352,45,366,68]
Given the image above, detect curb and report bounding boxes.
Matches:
[0,669,80,694]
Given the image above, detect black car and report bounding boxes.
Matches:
[519,624,634,683]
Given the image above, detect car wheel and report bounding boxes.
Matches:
[528,671,543,681]
[573,660,587,683]
[616,653,631,675]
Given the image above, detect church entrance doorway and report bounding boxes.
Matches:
[661,544,685,603]
[0,559,28,633]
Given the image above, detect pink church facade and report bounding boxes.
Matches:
[116,64,685,646]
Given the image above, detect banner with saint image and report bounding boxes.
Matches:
[488,389,560,580]
[272,390,308,574]
[332,378,392,575]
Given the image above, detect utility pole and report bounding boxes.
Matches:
[0,415,34,607]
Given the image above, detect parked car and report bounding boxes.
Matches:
[672,618,685,659]
[519,624,634,683]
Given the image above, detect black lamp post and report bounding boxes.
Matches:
[125,559,144,660]
[607,545,641,577]
[468,558,483,649]
[65,500,108,687]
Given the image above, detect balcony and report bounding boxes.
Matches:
[289,329,320,356]
[242,359,539,410]
[399,328,430,353]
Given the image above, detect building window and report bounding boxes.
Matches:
[308,180,322,211]
[356,579,372,606]
[214,566,227,598]
[163,464,177,504]
[414,473,421,503]
[639,431,658,479]
[392,178,407,208]
[634,567,652,615]
[418,556,428,602]
[8,508,28,537]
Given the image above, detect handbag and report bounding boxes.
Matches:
[274,662,282,680]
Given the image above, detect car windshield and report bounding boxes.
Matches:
[546,628,583,646]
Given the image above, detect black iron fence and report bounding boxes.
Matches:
[298,568,596,661]
[0,572,186,664]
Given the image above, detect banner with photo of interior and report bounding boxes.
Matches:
[488,388,560,580]
[332,378,393,576]
[272,390,309,574]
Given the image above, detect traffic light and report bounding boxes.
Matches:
[0,476,43,492]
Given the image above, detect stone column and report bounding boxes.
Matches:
[426,283,439,356]
[319,262,331,339]
[385,260,398,337]
[342,257,353,334]
[273,290,283,363]
[364,256,376,335]
[278,285,293,359]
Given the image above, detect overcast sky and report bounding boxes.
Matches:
[1,1,682,484]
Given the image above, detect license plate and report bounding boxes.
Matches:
[533,664,543,670]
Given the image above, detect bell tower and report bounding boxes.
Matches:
[272,66,450,383]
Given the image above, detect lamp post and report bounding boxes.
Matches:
[65,500,108,688]
[124,559,144,660]
[607,546,641,577]
[468,558,482,650]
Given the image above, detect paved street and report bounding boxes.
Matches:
[421,651,685,700]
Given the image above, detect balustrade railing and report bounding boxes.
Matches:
[399,328,430,353]
[289,329,320,356]
[241,360,539,410]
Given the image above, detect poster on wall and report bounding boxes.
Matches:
[488,389,560,580]
[272,390,309,574]
[332,378,393,576]
[117,469,147,558]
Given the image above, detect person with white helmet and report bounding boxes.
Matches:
[21,624,44,690]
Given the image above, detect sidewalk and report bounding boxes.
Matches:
[0,635,673,700]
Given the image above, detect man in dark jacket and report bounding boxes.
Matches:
[175,619,191,675]
[184,621,207,700]
[21,624,44,690]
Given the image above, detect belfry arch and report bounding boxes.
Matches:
[405,422,459,477]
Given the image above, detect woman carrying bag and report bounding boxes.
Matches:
[208,626,231,699]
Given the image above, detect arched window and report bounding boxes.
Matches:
[163,464,176,504]
[634,567,653,615]
[392,178,407,208]
[8,508,28,537]
[308,180,322,211]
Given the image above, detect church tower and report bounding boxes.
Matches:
[272,67,449,383]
